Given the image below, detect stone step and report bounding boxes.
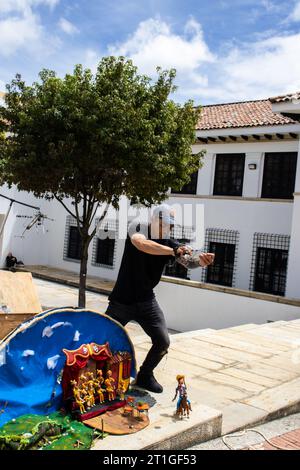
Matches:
[95,318,300,450]
[92,391,222,451]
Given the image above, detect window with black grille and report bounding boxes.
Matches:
[261,152,297,199]
[92,219,117,268]
[96,237,115,266]
[163,226,194,280]
[202,228,239,287]
[206,242,236,287]
[171,171,198,195]
[213,154,245,196]
[249,233,290,295]
[254,247,288,296]
[67,225,82,260]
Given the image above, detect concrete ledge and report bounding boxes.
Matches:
[14,265,300,308]
[14,265,114,296]
[170,194,294,203]
[92,402,222,451]
[145,406,222,450]
[161,276,300,307]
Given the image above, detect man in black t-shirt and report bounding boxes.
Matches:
[106,204,214,393]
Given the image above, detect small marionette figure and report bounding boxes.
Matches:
[86,371,95,388]
[105,370,115,401]
[117,378,127,401]
[172,375,191,414]
[96,369,104,386]
[96,383,105,404]
[79,373,87,387]
[86,381,96,407]
[70,379,86,414]
[80,383,88,399]
[94,370,105,404]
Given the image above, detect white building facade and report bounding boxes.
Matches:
[1,92,300,301]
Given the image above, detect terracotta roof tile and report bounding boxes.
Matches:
[196,99,299,131]
[269,91,300,103]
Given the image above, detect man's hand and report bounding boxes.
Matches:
[175,245,192,257]
[199,252,215,267]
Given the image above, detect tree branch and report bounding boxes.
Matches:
[86,194,95,224]
[74,198,84,237]
[83,192,87,221]
[90,201,100,225]
[53,194,77,220]
[90,202,110,241]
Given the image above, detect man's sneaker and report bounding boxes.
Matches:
[134,372,163,393]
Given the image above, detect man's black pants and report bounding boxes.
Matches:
[105,296,170,375]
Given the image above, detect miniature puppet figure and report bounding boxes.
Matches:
[86,371,95,389]
[172,375,192,419]
[79,373,87,384]
[94,369,104,389]
[86,381,96,407]
[70,379,86,414]
[79,384,88,407]
[96,384,105,403]
[96,369,104,386]
[93,369,105,403]
[117,378,127,401]
[105,370,115,401]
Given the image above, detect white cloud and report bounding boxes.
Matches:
[0,78,6,92]
[261,0,282,13]
[108,17,215,78]
[83,48,100,72]
[0,10,42,56]
[289,1,300,21]
[0,0,59,15]
[107,17,300,104]
[58,17,79,35]
[206,32,300,102]
[0,0,60,56]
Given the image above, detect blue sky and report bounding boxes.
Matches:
[0,0,300,104]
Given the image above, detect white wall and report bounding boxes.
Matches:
[193,139,299,197]
[0,137,298,297]
[0,213,5,257]
[168,195,293,288]
[29,195,124,281]
[286,138,300,298]
[0,186,123,280]
[171,139,298,293]
[155,279,300,332]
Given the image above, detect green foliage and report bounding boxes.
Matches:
[0,56,203,207]
[0,56,204,306]
[0,411,96,450]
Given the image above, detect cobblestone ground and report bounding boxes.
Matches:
[189,412,300,450]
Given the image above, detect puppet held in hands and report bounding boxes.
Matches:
[175,246,215,270]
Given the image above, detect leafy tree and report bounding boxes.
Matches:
[0,56,203,307]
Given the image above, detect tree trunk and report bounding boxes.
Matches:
[77,202,109,308]
[78,235,90,308]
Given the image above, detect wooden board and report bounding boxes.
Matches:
[0,313,35,340]
[84,407,149,435]
[0,271,42,340]
[0,271,42,314]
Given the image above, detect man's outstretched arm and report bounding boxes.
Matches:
[131,233,176,256]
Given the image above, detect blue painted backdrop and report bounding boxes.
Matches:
[0,308,136,427]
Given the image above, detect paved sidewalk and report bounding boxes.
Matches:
[189,412,300,450]
[16,264,115,295]
[27,275,300,449]
[33,277,178,338]
[248,427,300,450]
